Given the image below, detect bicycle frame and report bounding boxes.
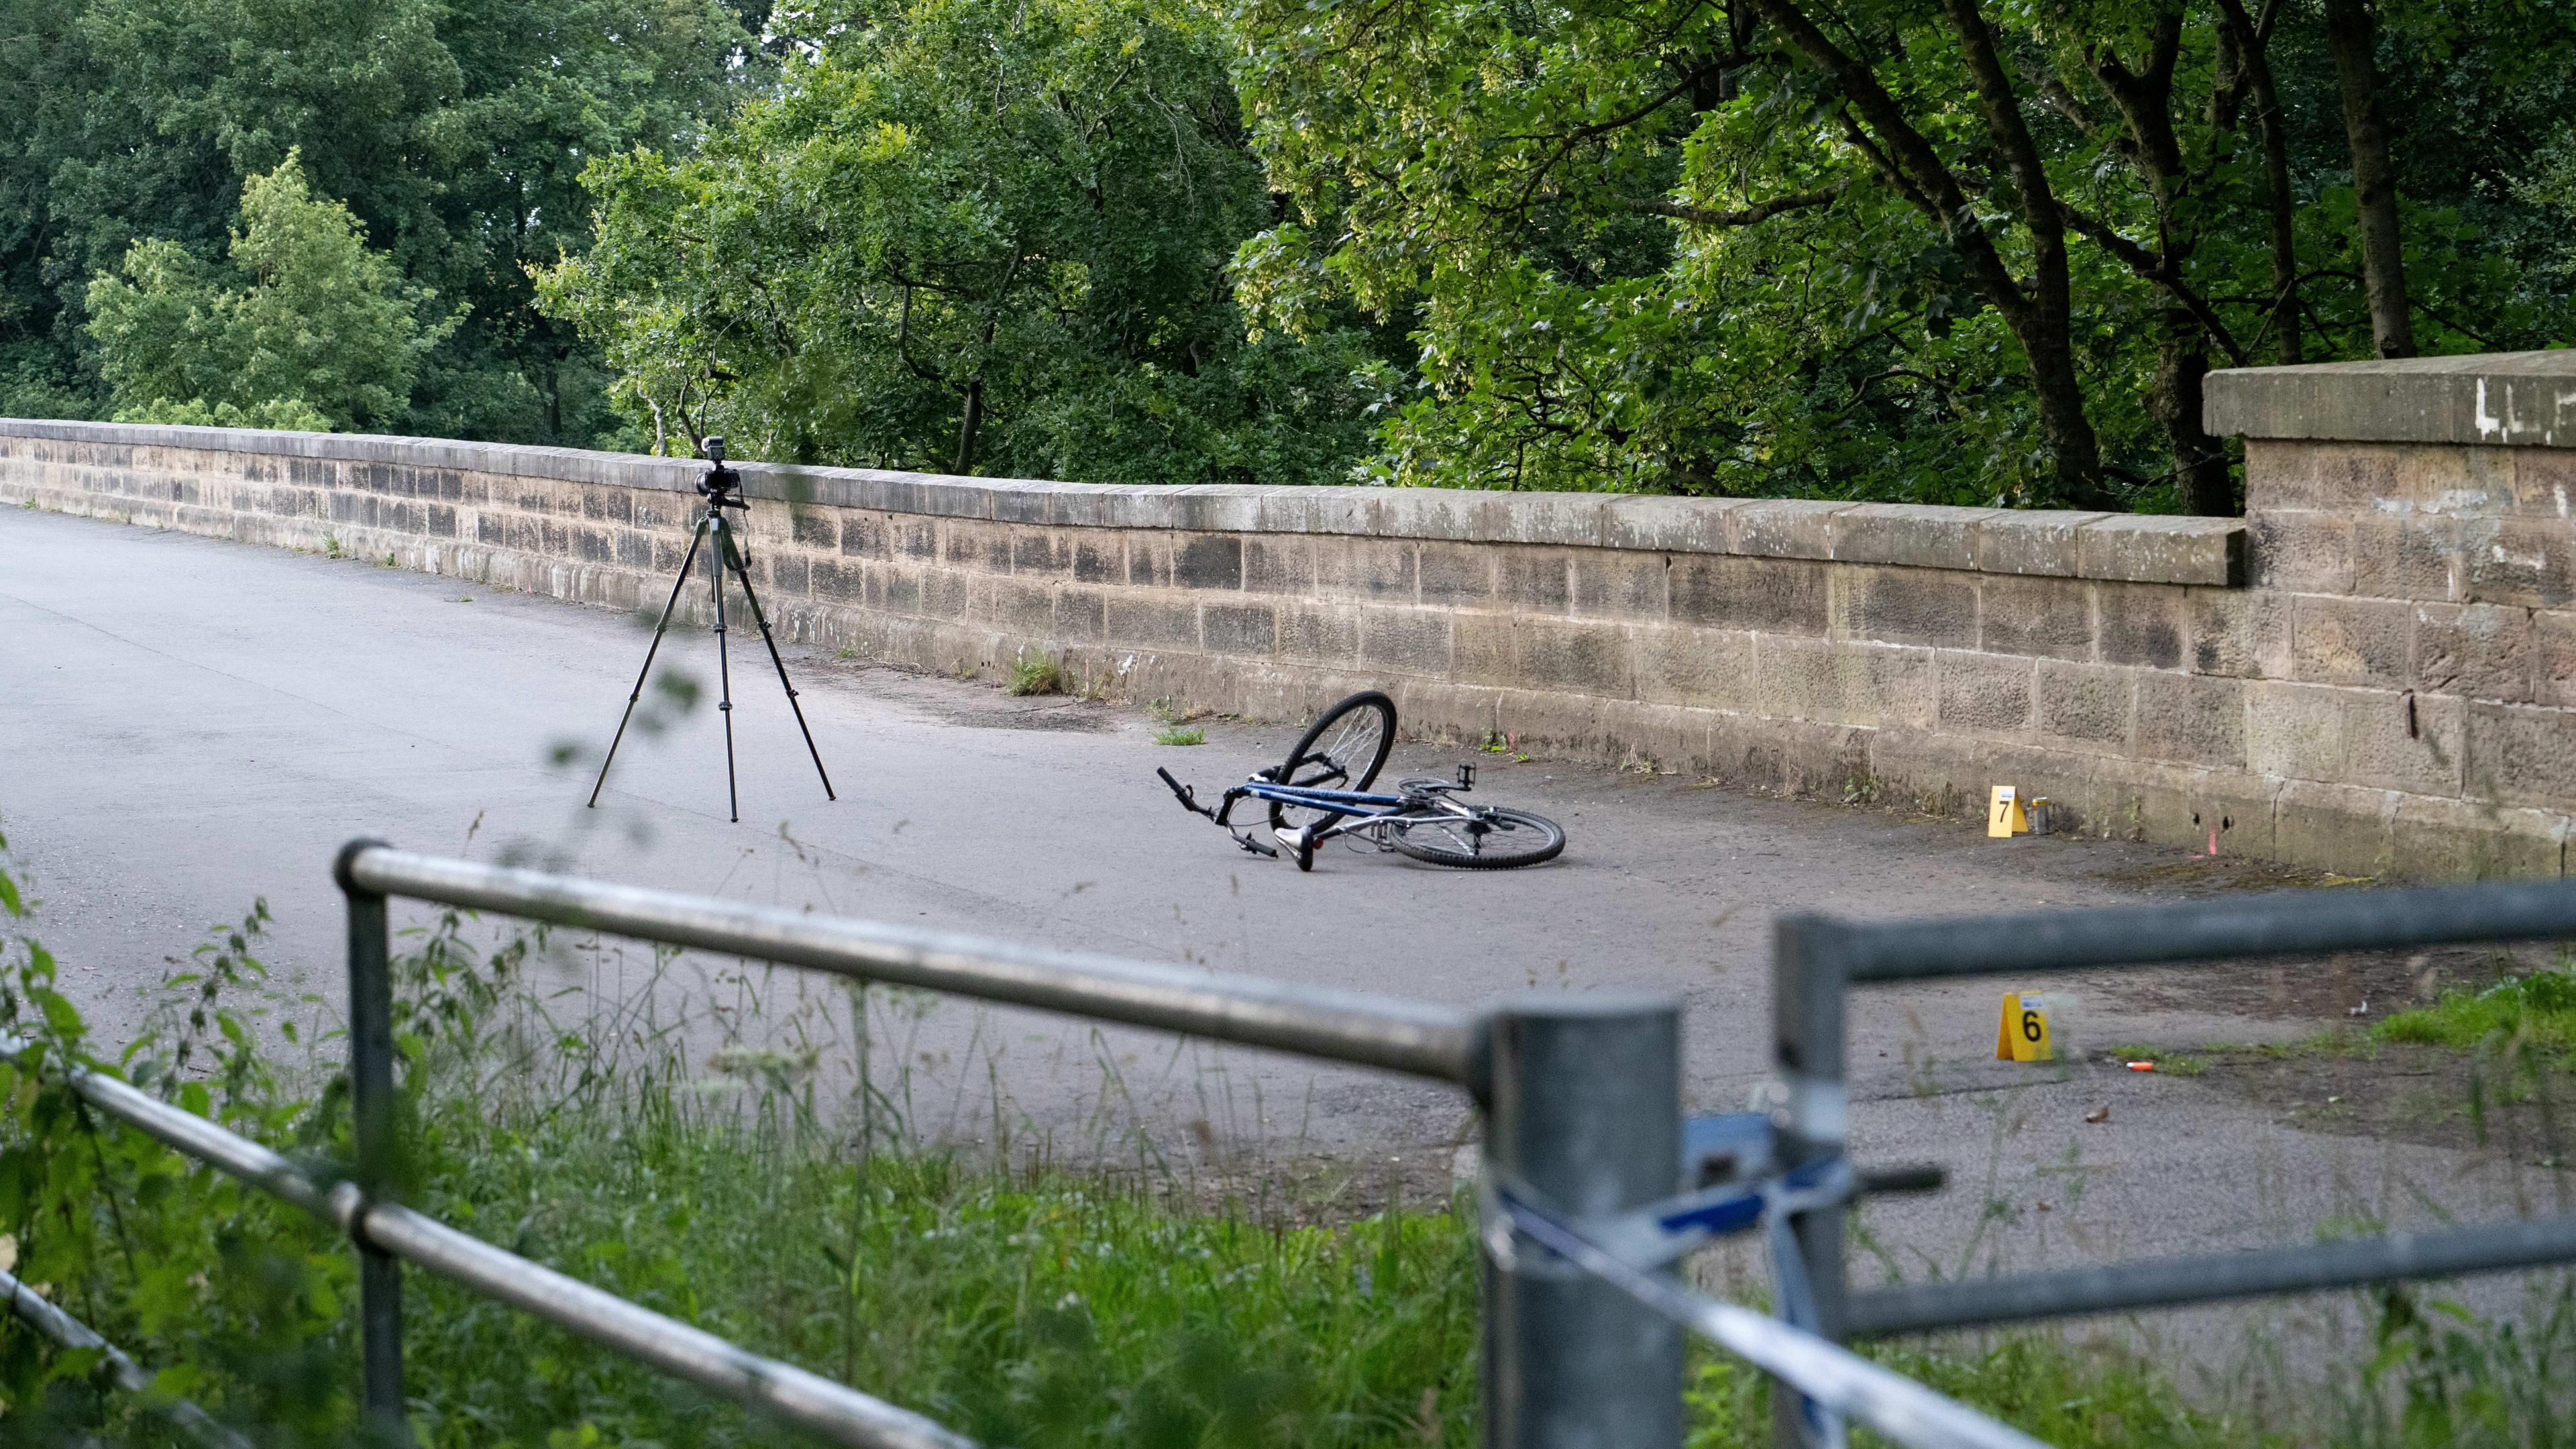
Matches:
[1159,765,1491,859]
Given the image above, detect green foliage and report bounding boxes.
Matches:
[1153,725,1208,746]
[86,157,454,431]
[1230,0,2576,506]
[537,0,1394,483]
[1008,652,1067,698]
[2375,965,2576,1064]
[0,0,757,442]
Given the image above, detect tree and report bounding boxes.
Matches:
[0,0,757,441]
[539,0,1392,483]
[87,157,453,431]
[1232,0,2576,511]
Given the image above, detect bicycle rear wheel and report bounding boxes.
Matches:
[1269,690,1396,834]
[1387,806,1565,869]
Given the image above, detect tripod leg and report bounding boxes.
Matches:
[590,517,710,808]
[710,513,741,823]
[720,527,837,802]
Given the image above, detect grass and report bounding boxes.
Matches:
[7,850,2576,1447]
[2105,1044,2211,1077]
[2376,965,2576,1065]
[1153,725,1207,747]
[1007,651,1065,697]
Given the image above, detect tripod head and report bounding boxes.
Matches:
[696,434,746,510]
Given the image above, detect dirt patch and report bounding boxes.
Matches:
[2152,1040,2576,1171]
[933,702,1116,733]
[2106,944,2549,1024]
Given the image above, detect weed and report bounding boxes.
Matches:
[382,551,398,567]
[1148,698,1208,726]
[323,532,343,559]
[1007,651,1063,696]
[2106,1044,2210,1076]
[1155,724,1208,747]
[837,645,857,660]
[2376,963,2576,1065]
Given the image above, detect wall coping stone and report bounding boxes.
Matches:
[2205,349,2576,447]
[0,416,2243,586]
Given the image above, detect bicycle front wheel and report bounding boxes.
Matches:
[1387,806,1566,869]
[1270,690,1396,834]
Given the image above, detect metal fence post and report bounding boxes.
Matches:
[1483,993,1682,1449]
[1770,917,1850,1449]
[335,839,407,1444]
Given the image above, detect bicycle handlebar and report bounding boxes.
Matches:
[1157,767,1213,819]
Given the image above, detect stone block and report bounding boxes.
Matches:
[2413,602,2533,702]
[979,577,1059,636]
[2134,672,2245,767]
[1829,504,1996,570]
[1010,529,1071,578]
[2388,796,2569,881]
[1276,604,1361,664]
[2351,513,2465,602]
[2268,779,2397,877]
[2539,609,2576,708]
[1415,539,1495,606]
[1518,619,1635,696]
[1571,550,1665,619]
[1173,533,1244,590]
[2247,680,2462,796]
[1201,602,1277,655]
[1936,651,2035,735]
[2249,510,2355,594]
[1837,566,1977,648]
[1358,609,1454,674]
[1124,533,1173,588]
[1054,589,1107,640]
[2288,594,2412,688]
[1671,555,1828,634]
[2465,701,2576,810]
[2095,583,2187,669]
[1727,499,1848,559]
[1243,537,1313,594]
[1466,490,1610,547]
[872,567,920,614]
[895,518,938,559]
[1970,511,2107,577]
[1599,495,1735,552]
[2079,515,2244,586]
[1496,547,1574,613]
[1073,537,1123,584]
[1754,638,1933,728]
[1632,625,1756,708]
[2460,517,2576,609]
[1106,596,1200,648]
[1977,574,2094,661]
[790,508,835,547]
[1313,537,1417,601]
[2185,586,2288,678]
[2034,661,2134,749]
[1452,614,1519,686]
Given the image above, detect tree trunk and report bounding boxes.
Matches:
[2216,0,2303,363]
[953,376,983,474]
[1937,0,2109,508]
[2153,309,2233,515]
[2322,0,2414,358]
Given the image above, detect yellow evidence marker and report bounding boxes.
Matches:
[1995,992,2055,1062]
[1988,786,2031,838]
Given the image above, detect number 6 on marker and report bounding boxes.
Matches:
[1996,991,2054,1062]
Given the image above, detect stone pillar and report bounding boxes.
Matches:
[2206,350,2576,877]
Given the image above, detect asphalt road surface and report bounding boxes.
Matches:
[2,504,2560,1371]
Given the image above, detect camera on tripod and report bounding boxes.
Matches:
[696,435,747,508]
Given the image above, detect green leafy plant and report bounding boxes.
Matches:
[1007,651,1065,697]
[1153,724,1208,747]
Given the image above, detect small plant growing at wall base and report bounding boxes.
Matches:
[1153,724,1207,746]
[323,532,343,559]
[1008,651,1064,696]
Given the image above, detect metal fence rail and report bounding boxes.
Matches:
[62,837,2522,1449]
[1771,877,2576,1355]
[0,1251,249,1449]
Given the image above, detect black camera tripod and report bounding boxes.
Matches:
[588,436,835,822]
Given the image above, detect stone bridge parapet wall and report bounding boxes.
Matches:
[7,348,2573,881]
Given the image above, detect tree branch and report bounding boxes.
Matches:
[1623,182,1844,227]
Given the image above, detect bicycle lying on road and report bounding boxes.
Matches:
[1155,690,1566,871]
